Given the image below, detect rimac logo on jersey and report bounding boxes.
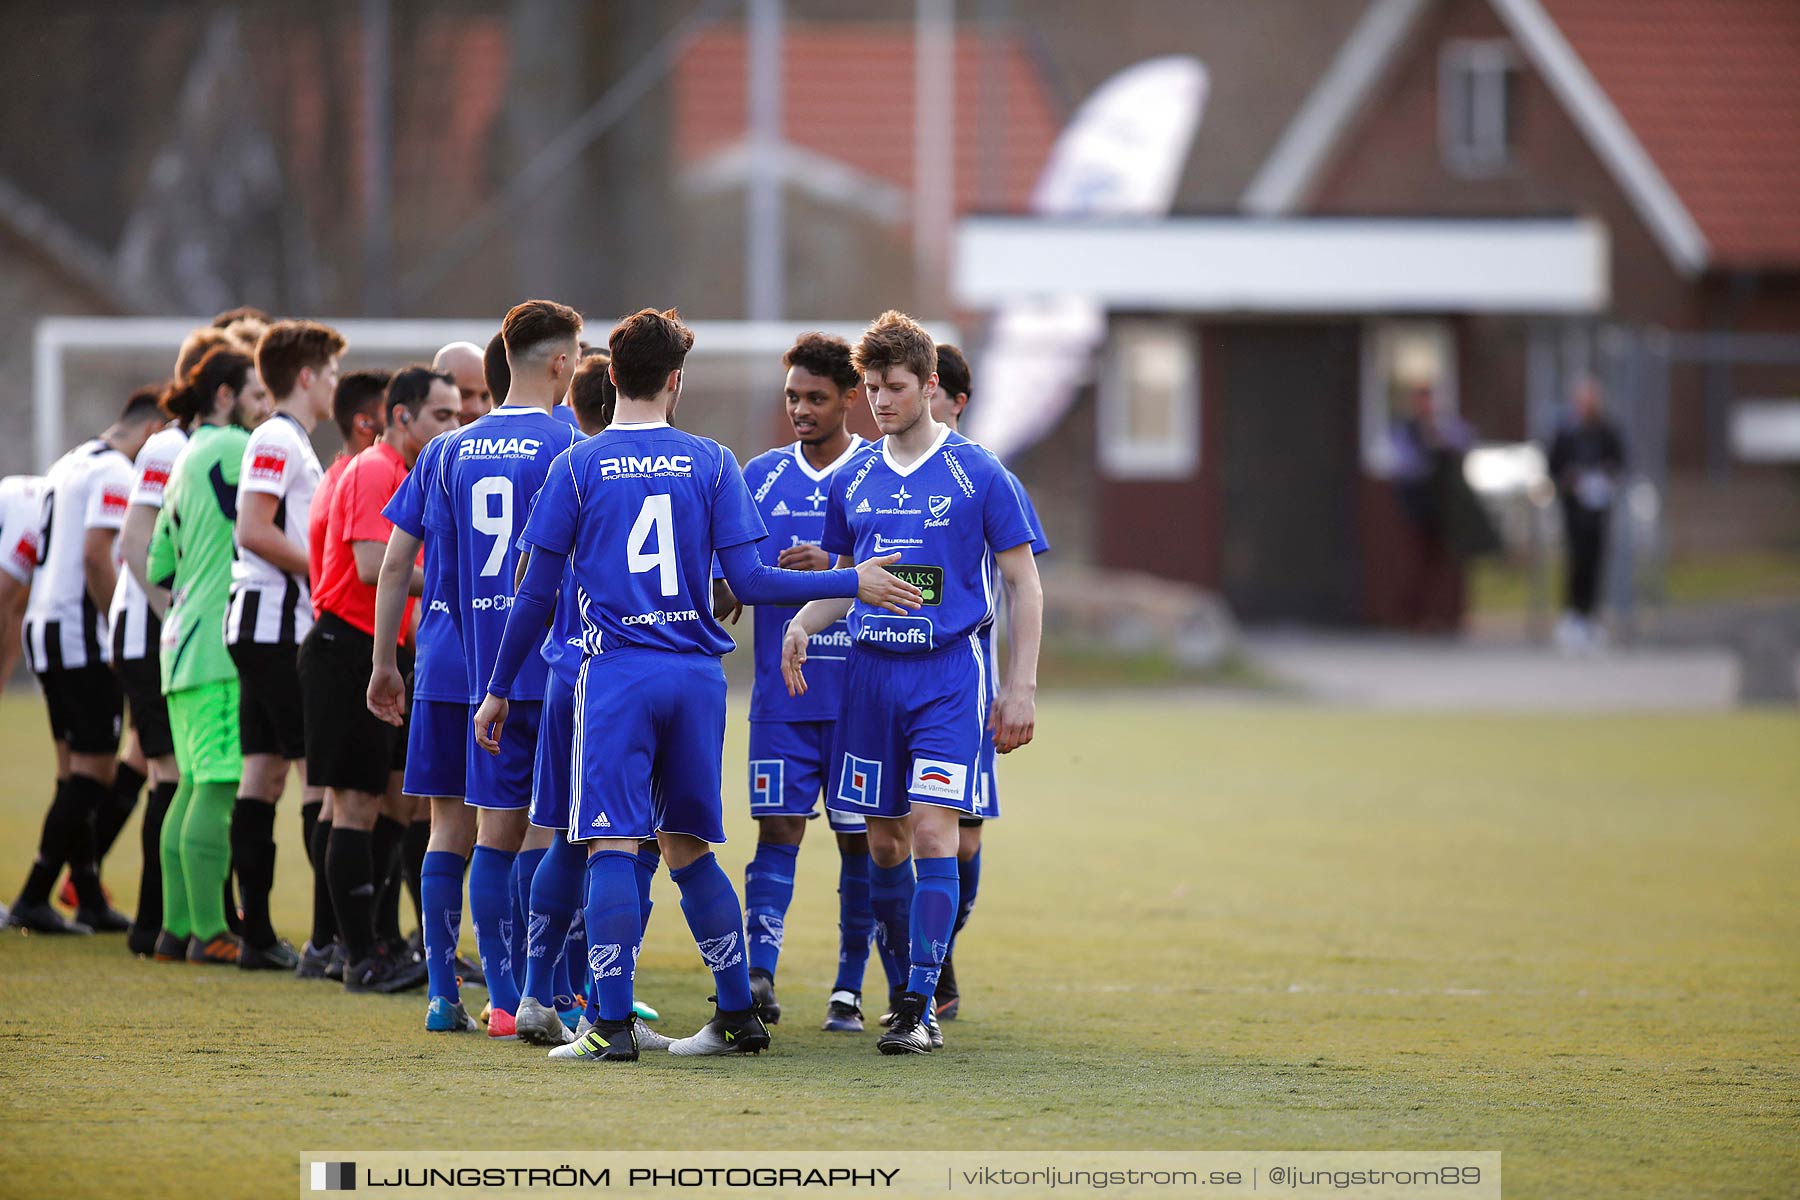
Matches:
[597,454,693,478]
[100,487,129,515]
[837,754,882,808]
[458,435,543,458]
[249,449,287,482]
[140,467,170,490]
[748,759,784,811]
[911,758,969,803]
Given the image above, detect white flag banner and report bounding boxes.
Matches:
[966,56,1207,461]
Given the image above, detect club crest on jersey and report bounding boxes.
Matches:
[458,435,543,458]
[837,754,883,808]
[910,758,968,802]
[597,454,693,477]
[748,759,784,811]
[249,449,287,481]
[929,495,952,519]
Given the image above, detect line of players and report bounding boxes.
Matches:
[4,302,1045,1061]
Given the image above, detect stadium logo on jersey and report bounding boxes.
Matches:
[749,759,784,811]
[457,435,543,458]
[944,450,978,498]
[249,449,287,482]
[911,758,969,803]
[697,931,743,972]
[100,486,130,515]
[596,454,693,478]
[589,810,612,829]
[752,457,790,502]
[842,455,879,501]
[858,616,932,648]
[837,755,882,808]
[855,498,871,514]
[770,499,790,516]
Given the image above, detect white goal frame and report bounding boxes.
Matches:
[33,316,958,471]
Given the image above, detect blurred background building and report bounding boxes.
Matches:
[3,0,1796,642]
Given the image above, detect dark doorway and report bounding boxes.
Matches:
[1217,323,1362,623]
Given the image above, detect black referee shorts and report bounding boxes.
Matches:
[228,639,306,760]
[297,612,407,795]
[36,663,123,756]
[114,653,174,760]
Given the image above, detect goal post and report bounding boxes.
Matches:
[32,316,959,472]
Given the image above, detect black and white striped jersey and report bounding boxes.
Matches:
[22,439,134,671]
[228,411,321,646]
[107,425,187,663]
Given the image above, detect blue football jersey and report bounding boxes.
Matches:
[519,422,766,657]
[426,405,581,702]
[521,471,590,690]
[382,431,464,701]
[742,437,866,722]
[821,428,1035,654]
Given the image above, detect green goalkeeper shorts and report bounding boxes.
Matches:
[168,679,242,786]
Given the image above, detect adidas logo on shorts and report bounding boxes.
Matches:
[590,811,612,829]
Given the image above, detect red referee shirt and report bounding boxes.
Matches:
[315,442,415,639]
[309,451,354,609]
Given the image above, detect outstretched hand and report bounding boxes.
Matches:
[855,553,923,615]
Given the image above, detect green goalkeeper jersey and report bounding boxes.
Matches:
[148,422,250,693]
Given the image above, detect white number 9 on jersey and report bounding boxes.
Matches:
[471,476,514,577]
[628,494,678,597]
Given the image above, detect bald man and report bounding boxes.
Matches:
[432,342,492,427]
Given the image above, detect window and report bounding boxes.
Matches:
[1361,320,1459,477]
[1440,40,1519,177]
[1099,320,1199,479]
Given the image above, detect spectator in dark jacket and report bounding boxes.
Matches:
[1546,376,1626,652]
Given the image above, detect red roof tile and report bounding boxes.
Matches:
[1546,0,1800,268]
[676,25,1060,215]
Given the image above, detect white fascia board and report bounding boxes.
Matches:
[955,217,1610,314]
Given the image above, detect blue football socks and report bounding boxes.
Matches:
[670,852,754,1012]
[743,841,799,979]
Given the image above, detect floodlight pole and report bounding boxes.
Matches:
[360,0,393,315]
[914,0,955,313]
[746,0,785,321]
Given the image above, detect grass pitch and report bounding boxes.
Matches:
[0,693,1796,1198]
